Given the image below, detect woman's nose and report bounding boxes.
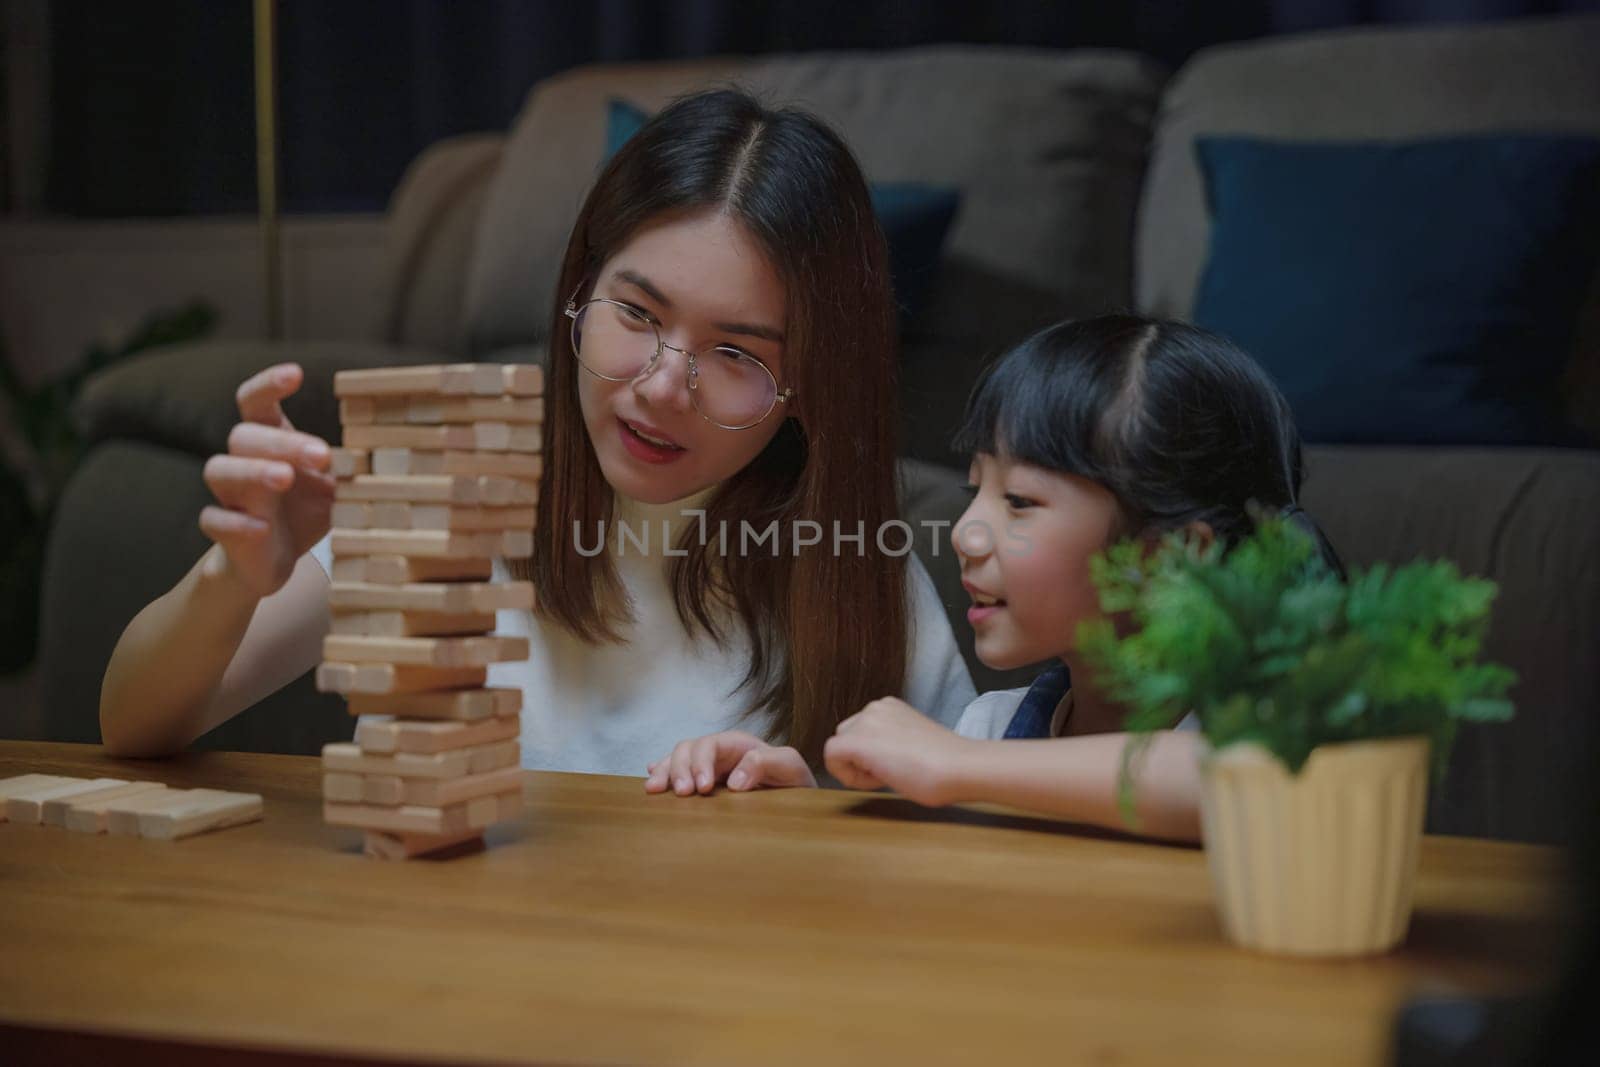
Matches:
[631,343,694,414]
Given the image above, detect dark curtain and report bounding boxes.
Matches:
[44,0,1600,217]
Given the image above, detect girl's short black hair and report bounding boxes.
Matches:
[954,314,1344,574]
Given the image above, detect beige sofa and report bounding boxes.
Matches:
[41,15,1600,842]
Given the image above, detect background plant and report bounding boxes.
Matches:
[0,302,216,674]
[1076,517,1516,819]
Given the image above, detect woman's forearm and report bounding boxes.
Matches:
[99,545,263,757]
[947,732,1205,843]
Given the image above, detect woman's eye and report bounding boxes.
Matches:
[711,346,764,369]
[1004,493,1035,510]
[621,304,658,326]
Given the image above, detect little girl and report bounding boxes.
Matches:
[648,315,1343,843]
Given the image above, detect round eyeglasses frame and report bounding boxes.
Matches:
[563,292,793,431]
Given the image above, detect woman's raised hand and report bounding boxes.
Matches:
[645,730,816,795]
[198,363,334,598]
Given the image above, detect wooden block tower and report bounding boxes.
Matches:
[315,363,542,859]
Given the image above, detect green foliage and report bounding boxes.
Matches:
[0,302,216,673]
[1077,518,1515,823]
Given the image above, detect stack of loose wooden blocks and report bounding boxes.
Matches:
[316,363,542,860]
[0,774,262,838]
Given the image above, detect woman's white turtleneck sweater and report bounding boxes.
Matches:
[312,490,975,776]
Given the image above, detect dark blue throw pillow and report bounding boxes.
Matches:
[1192,135,1600,445]
[605,99,961,325]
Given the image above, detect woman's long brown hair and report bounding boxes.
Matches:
[514,88,907,765]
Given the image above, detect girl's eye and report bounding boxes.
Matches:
[1004,493,1036,510]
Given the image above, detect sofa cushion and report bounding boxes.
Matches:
[1300,444,1600,844]
[464,47,1165,358]
[1136,14,1600,437]
[1192,134,1600,444]
[72,340,454,457]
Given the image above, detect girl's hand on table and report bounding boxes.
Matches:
[824,697,974,806]
[645,731,816,795]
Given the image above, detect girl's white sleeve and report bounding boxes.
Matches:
[902,555,978,729]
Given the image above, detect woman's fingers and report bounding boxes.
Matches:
[236,363,305,427]
[228,422,330,469]
[203,455,294,519]
[727,746,815,791]
[668,740,697,796]
[198,505,269,544]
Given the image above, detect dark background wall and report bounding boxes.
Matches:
[40,0,1600,218]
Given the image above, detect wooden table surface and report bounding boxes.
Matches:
[0,741,1568,1066]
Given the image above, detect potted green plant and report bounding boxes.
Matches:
[1078,517,1515,957]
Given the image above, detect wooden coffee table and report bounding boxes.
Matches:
[0,741,1566,1065]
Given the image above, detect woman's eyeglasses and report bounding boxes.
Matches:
[564,296,792,431]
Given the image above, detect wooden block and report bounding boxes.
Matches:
[328,555,495,584]
[356,713,520,755]
[0,774,79,819]
[331,528,532,561]
[344,767,524,809]
[502,364,543,396]
[346,394,545,426]
[330,528,531,560]
[367,422,537,453]
[325,789,520,835]
[404,395,543,425]
[408,505,536,532]
[64,784,172,833]
[333,364,505,398]
[322,633,529,669]
[322,739,518,780]
[340,397,376,423]
[362,828,484,860]
[399,765,524,808]
[45,780,164,827]
[106,789,212,837]
[330,448,370,477]
[371,448,542,480]
[325,503,535,533]
[329,580,533,614]
[329,610,496,638]
[323,741,472,780]
[139,791,263,840]
[329,556,492,588]
[336,474,478,504]
[362,775,405,805]
[322,772,366,804]
[6,778,125,824]
[325,800,469,835]
[344,424,478,451]
[345,686,521,722]
[315,662,488,695]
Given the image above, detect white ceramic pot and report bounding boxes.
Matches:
[1199,735,1430,957]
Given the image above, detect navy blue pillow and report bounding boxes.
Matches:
[605,99,960,325]
[1192,135,1600,445]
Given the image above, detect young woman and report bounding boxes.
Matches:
[99,89,975,770]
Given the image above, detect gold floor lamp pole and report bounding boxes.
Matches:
[253,0,283,341]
